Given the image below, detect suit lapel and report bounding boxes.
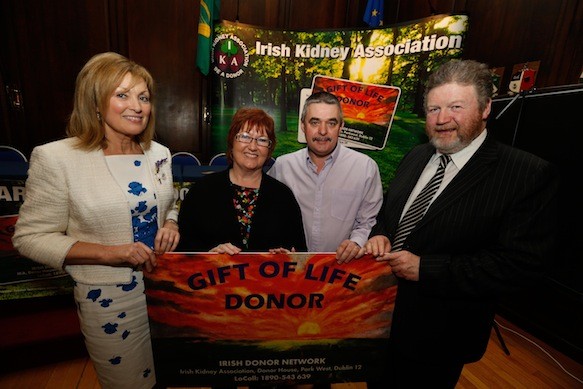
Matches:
[417,136,498,228]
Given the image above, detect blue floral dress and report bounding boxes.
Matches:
[74,155,158,389]
[108,155,159,249]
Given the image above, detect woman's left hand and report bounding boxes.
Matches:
[154,220,180,254]
[268,247,295,254]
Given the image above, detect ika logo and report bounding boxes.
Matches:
[212,34,249,79]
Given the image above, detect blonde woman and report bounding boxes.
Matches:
[13,52,180,389]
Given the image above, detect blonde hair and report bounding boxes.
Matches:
[66,52,156,150]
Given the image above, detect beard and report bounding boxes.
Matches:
[428,112,486,154]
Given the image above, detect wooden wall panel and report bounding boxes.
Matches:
[125,0,205,158]
[221,0,286,28]
[386,0,456,23]
[456,0,582,88]
[0,0,110,157]
[388,0,582,88]
[285,0,364,29]
[547,0,583,86]
[220,0,369,29]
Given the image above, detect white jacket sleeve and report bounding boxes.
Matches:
[12,145,77,270]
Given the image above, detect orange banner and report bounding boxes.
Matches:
[145,252,396,386]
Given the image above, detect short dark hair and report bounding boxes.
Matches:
[300,91,343,123]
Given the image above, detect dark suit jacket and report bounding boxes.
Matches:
[371,134,558,364]
[177,169,307,252]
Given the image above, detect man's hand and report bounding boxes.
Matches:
[336,239,362,264]
[386,250,420,281]
[361,235,392,261]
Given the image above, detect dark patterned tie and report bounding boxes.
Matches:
[391,154,451,252]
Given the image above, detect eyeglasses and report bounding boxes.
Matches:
[235,132,272,148]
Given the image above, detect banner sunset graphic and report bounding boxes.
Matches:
[145,252,396,341]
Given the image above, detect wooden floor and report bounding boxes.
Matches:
[0,316,581,388]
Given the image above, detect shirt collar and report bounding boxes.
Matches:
[304,143,342,170]
[437,129,487,170]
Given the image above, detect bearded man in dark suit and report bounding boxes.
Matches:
[361,59,558,388]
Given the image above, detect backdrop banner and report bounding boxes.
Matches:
[0,178,72,300]
[145,252,396,386]
[310,75,401,150]
[209,14,468,188]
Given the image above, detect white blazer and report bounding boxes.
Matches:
[13,137,178,285]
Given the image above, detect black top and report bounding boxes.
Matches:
[177,169,307,252]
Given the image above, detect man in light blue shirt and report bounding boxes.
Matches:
[268,91,383,263]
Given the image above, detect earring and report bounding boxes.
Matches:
[97,112,102,120]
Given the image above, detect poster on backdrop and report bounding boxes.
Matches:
[0,179,72,300]
[309,76,401,150]
[144,252,397,387]
[208,14,468,186]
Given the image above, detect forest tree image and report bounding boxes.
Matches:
[209,14,468,188]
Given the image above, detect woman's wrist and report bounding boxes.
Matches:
[165,219,179,230]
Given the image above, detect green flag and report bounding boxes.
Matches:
[197,0,220,75]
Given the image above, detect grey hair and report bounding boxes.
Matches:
[300,91,343,122]
[424,59,494,112]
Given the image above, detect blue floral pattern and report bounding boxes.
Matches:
[107,155,159,249]
[129,160,158,248]
[79,154,160,385]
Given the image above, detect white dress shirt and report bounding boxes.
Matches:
[269,144,383,251]
[400,130,488,221]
